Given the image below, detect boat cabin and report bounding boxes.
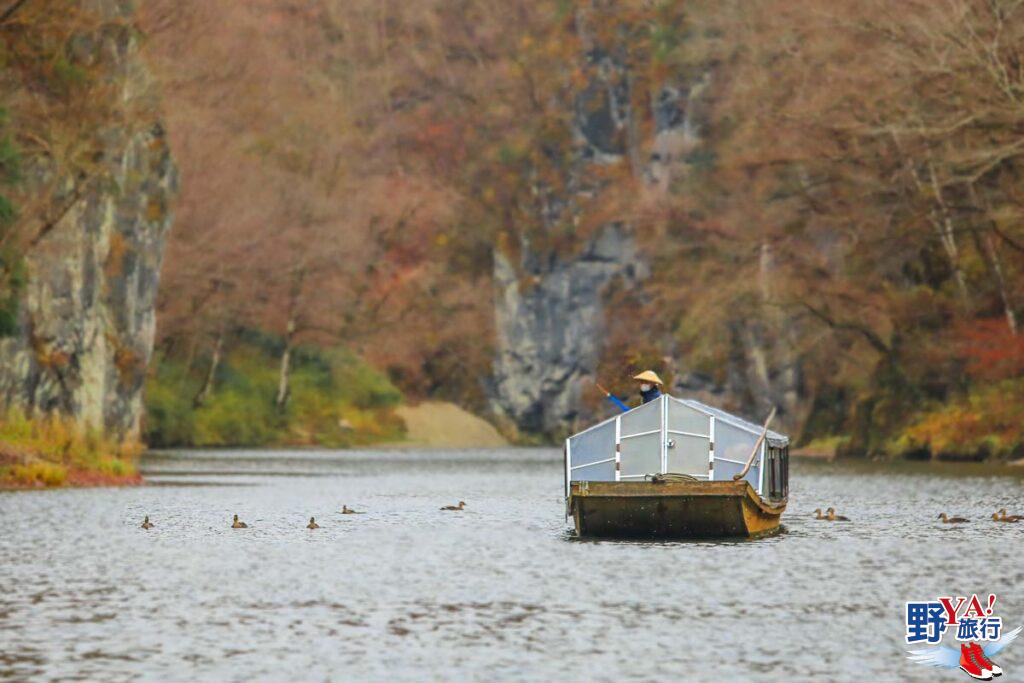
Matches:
[565,394,789,502]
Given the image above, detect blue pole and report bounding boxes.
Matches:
[606,394,630,413]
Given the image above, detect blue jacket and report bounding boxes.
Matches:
[640,386,662,404]
[606,386,662,413]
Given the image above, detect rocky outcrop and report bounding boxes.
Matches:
[491,226,643,435]
[0,1,176,441]
[490,39,703,436]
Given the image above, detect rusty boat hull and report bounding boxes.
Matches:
[568,479,786,539]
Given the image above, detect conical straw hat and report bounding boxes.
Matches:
[633,370,664,385]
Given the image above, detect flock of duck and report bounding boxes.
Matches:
[137,501,469,530]
[137,502,1019,530]
[937,509,1022,524]
[813,508,1022,523]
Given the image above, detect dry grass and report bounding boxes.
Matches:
[0,408,140,488]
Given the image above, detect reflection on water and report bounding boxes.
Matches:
[1,449,1022,681]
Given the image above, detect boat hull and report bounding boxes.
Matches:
[568,480,786,539]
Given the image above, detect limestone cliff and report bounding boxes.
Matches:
[489,39,804,436]
[491,226,643,435]
[0,1,177,441]
[489,39,699,436]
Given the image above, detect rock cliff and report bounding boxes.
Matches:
[0,1,176,441]
[490,40,699,436]
[491,226,643,435]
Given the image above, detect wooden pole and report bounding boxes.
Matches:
[733,406,777,481]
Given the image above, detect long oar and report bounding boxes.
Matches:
[595,381,630,413]
[732,406,777,481]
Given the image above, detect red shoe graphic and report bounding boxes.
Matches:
[971,642,1002,677]
[961,643,993,680]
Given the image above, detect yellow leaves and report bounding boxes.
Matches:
[900,380,1024,459]
[0,406,138,488]
[8,461,67,487]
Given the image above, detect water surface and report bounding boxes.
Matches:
[1,449,1023,681]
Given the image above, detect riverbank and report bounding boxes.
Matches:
[144,341,405,448]
[391,401,507,448]
[0,458,142,490]
[0,410,141,490]
[0,399,508,490]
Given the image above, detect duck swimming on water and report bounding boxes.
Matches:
[341,505,363,515]
[141,516,154,529]
[307,517,320,529]
[441,501,466,511]
[938,513,969,524]
[994,509,1022,522]
[813,508,827,520]
[232,514,248,529]
[826,507,849,521]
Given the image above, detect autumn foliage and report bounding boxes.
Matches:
[132,0,1024,458]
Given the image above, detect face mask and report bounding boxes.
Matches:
[640,384,652,392]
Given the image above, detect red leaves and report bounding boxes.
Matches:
[956,318,1024,382]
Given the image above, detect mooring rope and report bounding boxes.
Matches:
[645,472,701,484]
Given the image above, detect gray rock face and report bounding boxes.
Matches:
[0,2,176,441]
[491,226,643,435]
[490,43,700,437]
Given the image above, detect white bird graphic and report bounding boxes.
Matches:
[908,625,1020,673]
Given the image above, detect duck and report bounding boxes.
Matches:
[306,516,320,529]
[140,515,154,530]
[813,508,827,520]
[441,501,466,511]
[341,505,363,515]
[826,507,849,521]
[231,514,248,529]
[995,508,1022,523]
[938,513,969,524]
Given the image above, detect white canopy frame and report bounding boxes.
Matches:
[565,394,787,500]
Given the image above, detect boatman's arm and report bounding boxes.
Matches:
[606,394,630,413]
[596,382,630,413]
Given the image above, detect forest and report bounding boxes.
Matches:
[1,0,1023,485]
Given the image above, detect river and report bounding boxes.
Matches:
[1,448,1022,681]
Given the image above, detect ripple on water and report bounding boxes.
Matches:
[0,449,1021,681]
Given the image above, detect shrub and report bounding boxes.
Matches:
[9,461,67,487]
[893,379,1024,461]
[144,338,406,447]
[0,407,137,487]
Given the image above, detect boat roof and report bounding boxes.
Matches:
[675,398,789,448]
[570,394,789,448]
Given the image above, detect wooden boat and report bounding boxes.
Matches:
[565,395,789,539]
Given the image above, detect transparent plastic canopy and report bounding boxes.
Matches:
[565,394,788,500]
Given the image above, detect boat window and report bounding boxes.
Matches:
[714,458,759,486]
[666,433,708,476]
[619,433,662,478]
[620,398,662,436]
[782,446,789,497]
[766,447,780,499]
[571,460,617,482]
[667,399,710,436]
[714,421,758,465]
[568,420,616,482]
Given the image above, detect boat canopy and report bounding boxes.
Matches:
[565,394,789,500]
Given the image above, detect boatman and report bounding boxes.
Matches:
[597,370,665,413]
[633,370,664,404]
